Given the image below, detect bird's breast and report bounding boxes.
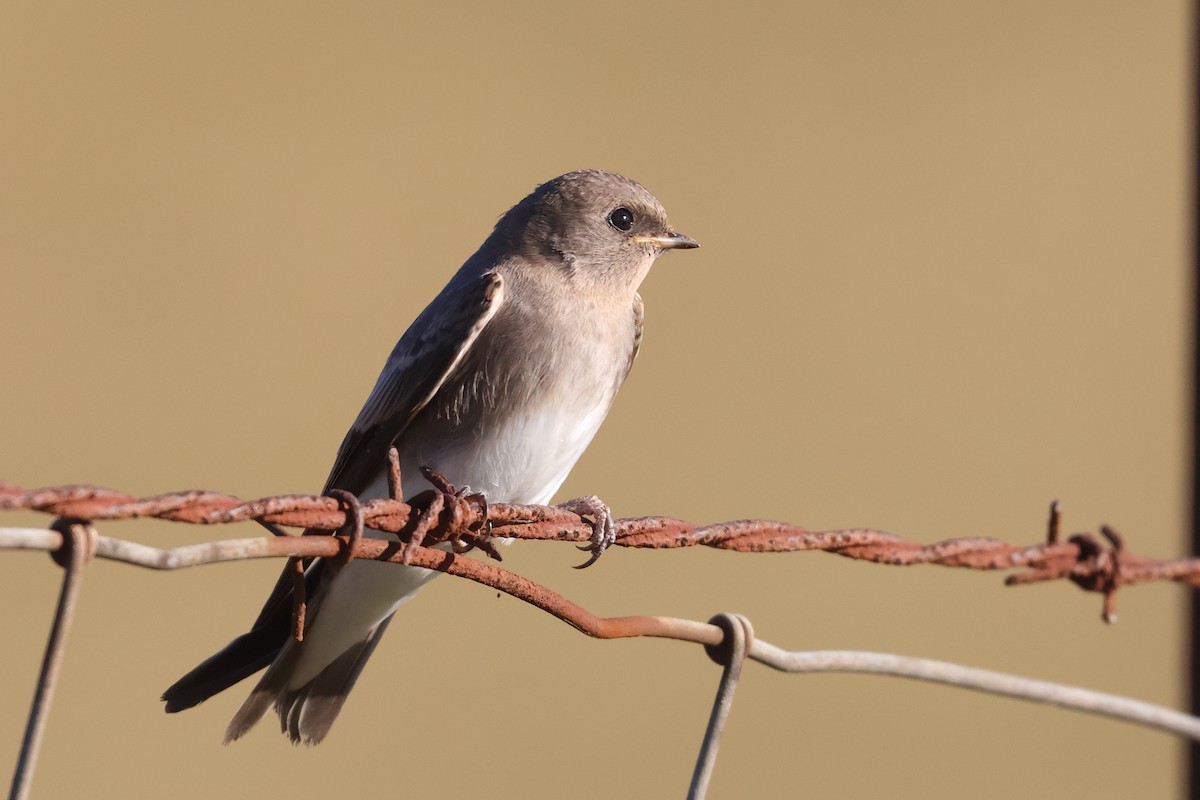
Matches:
[396,296,636,505]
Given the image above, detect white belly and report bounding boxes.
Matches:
[288,393,613,687]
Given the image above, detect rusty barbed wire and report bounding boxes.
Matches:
[5,478,1200,800]
[1,482,1198,622]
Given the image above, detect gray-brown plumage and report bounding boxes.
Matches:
[161,169,697,744]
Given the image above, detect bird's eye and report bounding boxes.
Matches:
[607,207,634,232]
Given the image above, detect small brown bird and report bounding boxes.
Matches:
[162,169,698,744]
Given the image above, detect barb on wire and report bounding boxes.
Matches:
[2,520,1199,745]
[2,480,1197,621]
[4,474,1200,799]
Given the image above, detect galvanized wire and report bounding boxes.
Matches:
[5,478,1200,797]
[9,520,94,800]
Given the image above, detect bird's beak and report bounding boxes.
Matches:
[634,231,700,250]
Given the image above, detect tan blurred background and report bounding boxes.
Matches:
[0,1,1190,797]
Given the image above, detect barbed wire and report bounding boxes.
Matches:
[2,479,1197,622]
[3,472,1200,800]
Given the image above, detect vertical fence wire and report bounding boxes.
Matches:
[9,520,92,800]
[689,613,753,800]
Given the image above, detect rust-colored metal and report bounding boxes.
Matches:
[409,468,496,558]
[402,491,443,565]
[3,480,1198,621]
[1047,500,1062,544]
[386,446,403,504]
[326,489,364,570]
[288,557,306,642]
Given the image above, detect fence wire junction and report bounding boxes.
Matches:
[3,468,1200,800]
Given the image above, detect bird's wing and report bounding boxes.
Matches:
[165,271,507,709]
[625,292,644,380]
[249,270,505,630]
[322,270,506,496]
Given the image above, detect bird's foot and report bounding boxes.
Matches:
[557,495,616,569]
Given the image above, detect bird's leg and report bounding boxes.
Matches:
[557,495,616,569]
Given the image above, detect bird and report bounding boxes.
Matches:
[161,169,698,744]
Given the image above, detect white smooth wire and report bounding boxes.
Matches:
[750,643,1200,740]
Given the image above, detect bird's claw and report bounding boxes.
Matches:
[556,495,616,569]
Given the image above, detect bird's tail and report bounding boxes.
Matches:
[224,616,394,745]
[161,624,286,713]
